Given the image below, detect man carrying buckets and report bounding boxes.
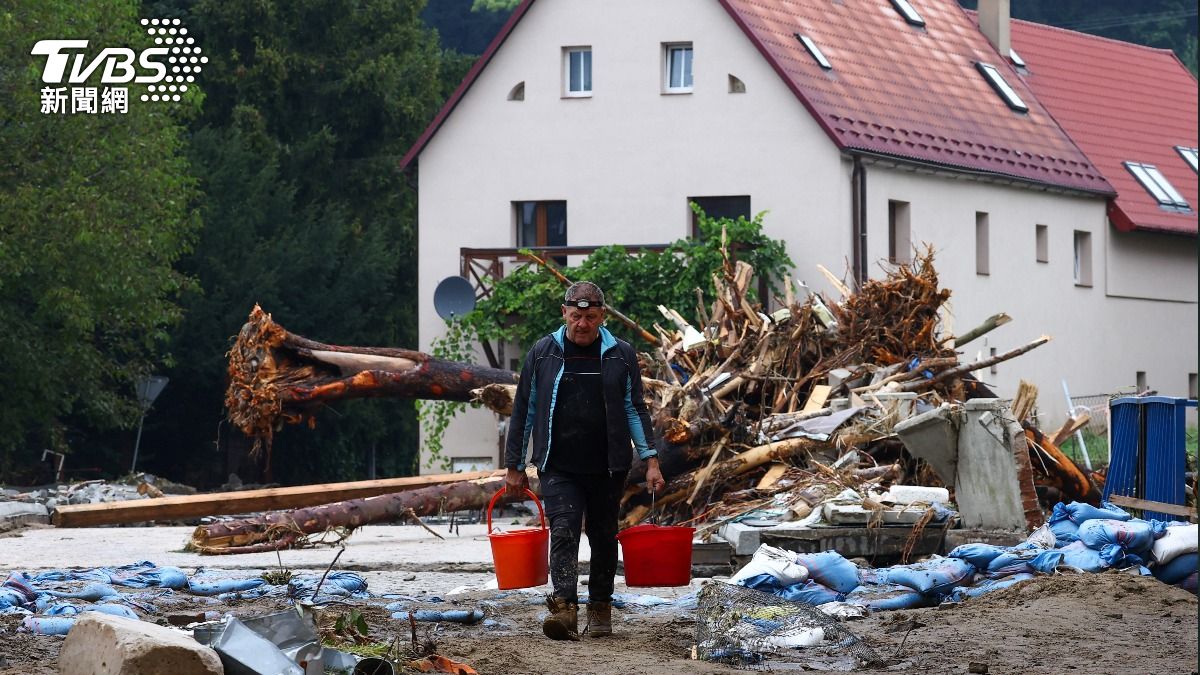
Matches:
[504,281,666,641]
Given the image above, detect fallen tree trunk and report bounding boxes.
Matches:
[53,470,500,527]
[189,471,539,555]
[226,305,517,462]
[1023,426,1100,505]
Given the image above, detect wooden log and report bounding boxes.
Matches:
[1049,411,1090,447]
[1024,426,1100,505]
[897,335,1051,392]
[188,471,539,554]
[953,312,1011,348]
[226,305,517,464]
[522,251,659,346]
[52,470,501,527]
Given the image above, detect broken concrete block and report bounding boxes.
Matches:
[894,403,960,485]
[822,503,929,526]
[0,501,50,529]
[956,399,1029,531]
[57,613,222,675]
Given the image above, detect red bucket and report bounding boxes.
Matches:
[486,487,549,590]
[617,523,695,587]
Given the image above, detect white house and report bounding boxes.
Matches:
[402,0,1198,472]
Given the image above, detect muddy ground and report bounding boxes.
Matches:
[1,569,1195,675]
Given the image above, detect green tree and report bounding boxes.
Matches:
[0,0,200,479]
[144,0,457,485]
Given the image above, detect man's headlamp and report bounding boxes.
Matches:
[563,299,604,309]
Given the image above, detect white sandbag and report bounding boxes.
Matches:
[883,485,950,505]
[729,544,810,587]
[1151,523,1198,565]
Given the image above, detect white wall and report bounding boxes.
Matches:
[866,166,1198,421]
[416,0,1199,469]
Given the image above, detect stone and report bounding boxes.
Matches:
[57,613,223,675]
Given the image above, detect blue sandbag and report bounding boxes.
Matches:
[1177,572,1198,594]
[1030,541,1120,573]
[948,543,1009,569]
[1153,552,1199,585]
[289,572,369,598]
[48,583,120,602]
[778,580,844,605]
[793,551,861,595]
[947,573,1034,602]
[884,557,975,596]
[1050,519,1081,546]
[1077,519,1162,554]
[736,573,785,593]
[391,609,483,624]
[115,566,188,590]
[22,616,76,636]
[845,583,932,611]
[187,578,265,596]
[1060,501,1132,525]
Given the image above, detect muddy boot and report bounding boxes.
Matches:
[586,600,612,637]
[542,596,580,641]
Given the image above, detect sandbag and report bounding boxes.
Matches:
[1049,518,1081,546]
[882,557,975,596]
[948,543,1008,569]
[793,551,860,595]
[1077,518,1163,554]
[1029,541,1120,574]
[778,580,844,606]
[730,544,810,588]
[1177,572,1198,594]
[985,545,1042,577]
[1153,552,1199,585]
[1150,523,1198,565]
[1022,524,1058,550]
[1059,501,1131,525]
[947,573,1034,602]
[845,583,933,611]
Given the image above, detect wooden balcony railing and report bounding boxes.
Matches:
[460,244,672,300]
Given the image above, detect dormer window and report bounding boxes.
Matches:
[564,47,592,97]
[664,43,693,93]
[976,62,1028,112]
[1124,161,1190,209]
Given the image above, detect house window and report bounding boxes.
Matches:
[1073,230,1092,287]
[564,47,592,97]
[664,43,693,93]
[1136,371,1147,392]
[1036,224,1048,263]
[888,200,911,264]
[1188,373,1197,399]
[975,212,989,276]
[689,196,750,238]
[990,347,998,375]
[516,201,567,264]
[1177,146,1198,173]
[1124,161,1189,209]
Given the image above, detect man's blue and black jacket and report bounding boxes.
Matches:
[504,325,658,473]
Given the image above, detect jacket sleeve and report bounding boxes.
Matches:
[622,344,658,460]
[504,345,538,470]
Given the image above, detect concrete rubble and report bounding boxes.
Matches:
[58,613,223,675]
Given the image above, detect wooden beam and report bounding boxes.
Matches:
[1108,495,1197,520]
[51,470,502,527]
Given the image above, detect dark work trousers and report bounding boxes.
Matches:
[538,468,627,604]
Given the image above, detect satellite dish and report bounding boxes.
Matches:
[434,276,477,320]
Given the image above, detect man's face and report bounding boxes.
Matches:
[561,303,605,346]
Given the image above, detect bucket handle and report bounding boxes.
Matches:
[486,487,546,535]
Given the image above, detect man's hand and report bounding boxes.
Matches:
[505,467,530,497]
[644,457,666,494]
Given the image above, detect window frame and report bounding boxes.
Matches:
[1124,161,1189,209]
[1035,224,1049,264]
[976,62,1028,113]
[1073,230,1092,287]
[1175,146,1198,173]
[888,200,911,264]
[663,43,694,94]
[514,200,568,263]
[975,212,990,276]
[563,47,592,98]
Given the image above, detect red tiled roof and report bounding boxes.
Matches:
[717,0,1110,194]
[403,0,1112,197]
[1006,18,1198,236]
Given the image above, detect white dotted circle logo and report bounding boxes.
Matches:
[140,18,204,105]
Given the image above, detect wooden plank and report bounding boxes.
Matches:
[755,463,788,491]
[1108,495,1197,520]
[51,469,502,527]
[1049,411,1090,447]
[801,385,832,413]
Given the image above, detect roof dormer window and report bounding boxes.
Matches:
[1124,161,1189,209]
[795,33,832,70]
[890,0,925,27]
[1176,146,1198,173]
[976,62,1028,112]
